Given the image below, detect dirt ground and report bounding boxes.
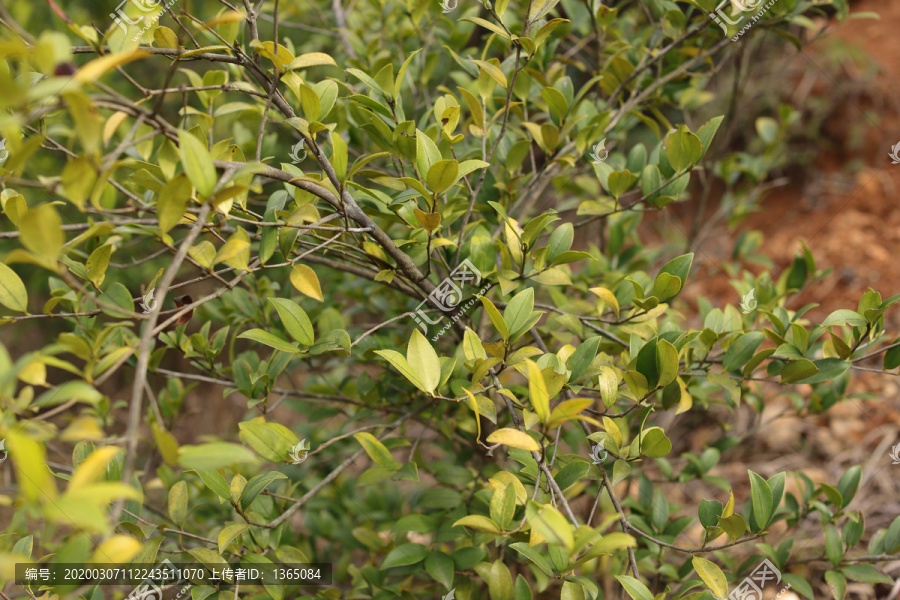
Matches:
[639,1,900,596]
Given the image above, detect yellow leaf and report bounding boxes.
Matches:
[0,262,28,312]
[19,358,47,387]
[153,26,179,49]
[19,204,64,262]
[75,50,149,83]
[213,228,250,271]
[452,515,502,534]
[486,428,540,452]
[102,111,129,146]
[69,447,121,491]
[152,424,180,466]
[290,264,324,302]
[61,417,105,441]
[526,359,550,424]
[206,11,246,27]
[6,432,56,501]
[413,208,442,232]
[407,329,441,395]
[288,52,337,70]
[692,557,728,599]
[472,59,508,88]
[589,286,620,319]
[90,535,141,563]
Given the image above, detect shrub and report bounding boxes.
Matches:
[0,0,896,599]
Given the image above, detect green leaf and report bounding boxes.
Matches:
[696,115,724,159]
[0,262,28,312]
[188,548,231,581]
[656,339,679,388]
[453,514,503,534]
[781,358,819,383]
[781,574,814,600]
[717,514,747,542]
[614,575,653,600]
[354,432,401,470]
[195,469,231,501]
[407,329,441,395]
[651,272,681,302]
[825,524,844,567]
[237,329,300,353]
[839,564,892,584]
[698,499,723,528]
[481,297,510,340]
[884,341,900,370]
[596,366,619,408]
[158,175,192,235]
[607,170,638,200]
[426,159,459,194]
[238,422,299,462]
[883,516,900,553]
[487,560,515,600]
[655,253,693,301]
[639,427,672,458]
[381,543,429,569]
[330,131,348,181]
[177,443,257,470]
[554,461,590,491]
[692,557,727,600]
[526,501,574,551]
[836,465,862,505]
[178,130,217,198]
[288,52,337,70]
[664,127,702,171]
[416,129,442,178]
[723,332,765,372]
[510,542,554,576]
[240,471,287,510]
[748,470,773,531]
[822,309,867,328]
[424,551,455,589]
[309,329,351,355]
[167,480,188,526]
[504,288,535,335]
[374,349,429,394]
[268,297,314,346]
[824,570,846,600]
[84,244,111,288]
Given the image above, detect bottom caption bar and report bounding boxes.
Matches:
[15,563,332,586]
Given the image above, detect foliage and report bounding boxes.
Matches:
[0,0,895,599]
